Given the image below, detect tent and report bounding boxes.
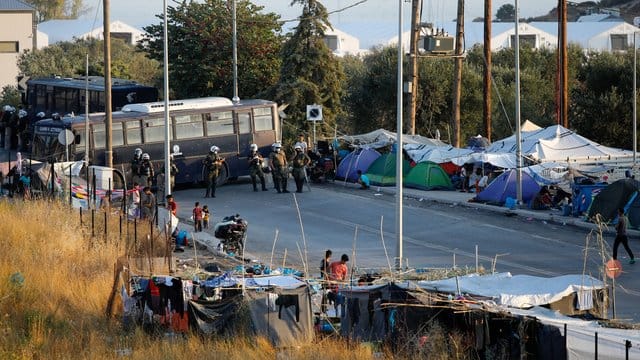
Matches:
[336,148,381,182]
[403,144,474,164]
[364,153,410,186]
[403,161,453,190]
[587,178,640,223]
[467,135,491,150]
[339,129,447,149]
[474,169,541,205]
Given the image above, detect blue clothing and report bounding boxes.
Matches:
[359,174,370,187]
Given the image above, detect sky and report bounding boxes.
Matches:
[91,0,562,49]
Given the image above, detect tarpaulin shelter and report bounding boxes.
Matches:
[339,129,447,149]
[474,169,541,205]
[403,144,474,164]
[587,178,640,223]
[467,135,491,151]
[336,148,381,182]
[403,161,453,190]
[364,153,411,186]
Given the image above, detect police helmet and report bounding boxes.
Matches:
[2,105,14,112]
[18,110,27,118]
[210,145,220,153]
[142,153,150,160]
[274,142,282,149]
[134,148,143,156]
[36,112,45,118]
[250,143,258,151]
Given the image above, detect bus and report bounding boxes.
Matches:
[24,76,159,117]
[31,97,281,186]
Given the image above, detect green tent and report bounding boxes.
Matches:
[404,161,453,190]
[365,153,411,186]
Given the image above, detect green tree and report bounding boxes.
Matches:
[495,4,515,22]
[27,0,87,22]
[17,38,160,86]
[140,0,282,100]
[268,0,344,142]
[0,86,22,108]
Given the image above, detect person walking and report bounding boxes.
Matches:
[613,208,635,264]
[248,143,268,192]
[291,144,311,193]
[269,142,289,193]
[203,145,224,198]
[192,201,203,232]
[139,153,155,187]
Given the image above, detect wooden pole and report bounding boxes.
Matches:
[408,0,422,135]
[561,0,569,128]
[451,0,465,147]
[483,0,492,141]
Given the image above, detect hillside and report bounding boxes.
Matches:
[531,0,640,23]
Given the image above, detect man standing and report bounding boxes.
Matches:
[169,155,179,191]
[248,143,268,192]
[140,186,156,221]
[291,144,311,193]
[166,194,178,217]
[269,142,289,193]
[131,148,143,186]
[328,254,349,295]
[203,145,224,198]
[614,208,635,264]
[294,133,308,153]
[139,153,154,187]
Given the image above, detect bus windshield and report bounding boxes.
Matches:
[33,125,66,160]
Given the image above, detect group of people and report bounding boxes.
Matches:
[0,105,31,152]
[319,249,350,310]
[130,148,179,191]
[455,166,489,193]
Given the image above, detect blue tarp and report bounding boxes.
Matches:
[474,169,541,205]
[336,148,381,183]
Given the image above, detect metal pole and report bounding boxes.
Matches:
[395,0,404,271]
[232,0,239,103]
[514,0,523,204]
[85,54,90,166]
[634,32,637,169]
[163,0,171,198]
[103,0,113,168]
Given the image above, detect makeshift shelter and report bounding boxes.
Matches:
[336,148,380,182]
[467,135,491,150]
[587,178,640,223]
[364,153,410,186]
[403,161,453,190]
[474,169,541,205]
[339,129,447,149]
[403,144,474,164]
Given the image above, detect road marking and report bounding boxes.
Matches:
[481,224,518,233]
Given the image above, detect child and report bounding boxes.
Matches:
[202,205,211,229]
[192,201,203,232]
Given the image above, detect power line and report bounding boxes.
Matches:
[278,0,370,24]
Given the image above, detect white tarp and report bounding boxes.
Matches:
[487,125,633,163]
[507,307,640,360]
[240,275,306,289]
[417,272,604,308]
[403,144,474,164]
[449,152,517,169]
[339,129,447,149]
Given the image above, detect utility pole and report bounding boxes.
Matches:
[408,0,422,135]
[484,0,492,141]
[557,0,568,127]
[103,0,113,168]
[451,0,464,147]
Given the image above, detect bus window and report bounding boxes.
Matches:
[205,111,234,136]
[174,114,204,139]
[237,112,251,134]
[253,107,273,131]
[36,85,46,109]
[93,123,105,149]
[112,122,124,146]
[126,120,142,144]
[55,88,66,113]
[143,118,170,143]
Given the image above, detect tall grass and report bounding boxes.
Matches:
[0,200,401,359]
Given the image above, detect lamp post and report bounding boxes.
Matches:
[395,0,404,271]
[634,32,637,169]
[163,0,171,198]
[514,0,522,204]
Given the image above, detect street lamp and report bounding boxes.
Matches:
[634,32,637,169]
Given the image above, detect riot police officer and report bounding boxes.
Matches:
[139,153,154,187]
[131,148,144,186]
[269,142,289,193]
[248,143,267,192]
[203,145,224,198]
[291,144,311,193]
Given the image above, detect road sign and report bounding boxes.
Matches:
[306,104,323,121]
[17,75,29,92]
[605,259,622,279]
[58,129,74,146]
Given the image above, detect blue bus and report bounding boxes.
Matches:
[31,97,281,186]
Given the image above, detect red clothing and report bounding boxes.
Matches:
[193,206,203,221]
[328,261,348,282]
[167,201,178,216]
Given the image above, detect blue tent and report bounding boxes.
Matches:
[336,148,381,183]
[474,169,541,205]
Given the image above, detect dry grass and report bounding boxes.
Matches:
[2,200,455,359]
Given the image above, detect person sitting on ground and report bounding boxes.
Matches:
[532,186,553,210]
[356,170,370,190]
[477,171,489,192]
[467,168,479,193]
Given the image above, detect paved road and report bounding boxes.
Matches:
[172,178,640,323]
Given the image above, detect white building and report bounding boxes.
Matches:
[38,19,145,46]
[0,0,36,90]
[323,27,366,56]
[532,21,639,52]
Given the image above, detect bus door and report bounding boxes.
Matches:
[236,111,252,157]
